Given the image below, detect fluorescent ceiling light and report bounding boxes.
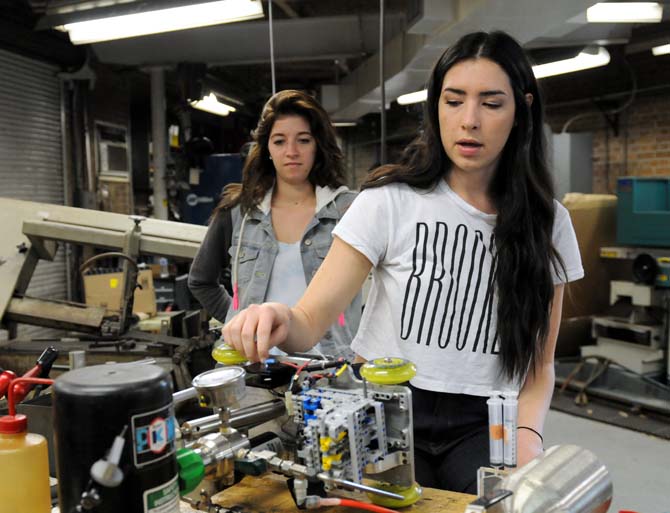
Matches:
[533,46,610,79]
[396,48,611,99]
[586,2,663,23]
[652,43,670,56]
[397,89,428,105]
[61,0,264,45]
[332,121,357,127]
[190,93,236,117]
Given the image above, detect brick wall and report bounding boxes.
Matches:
[545,91,670,194]
[351,143,379,188]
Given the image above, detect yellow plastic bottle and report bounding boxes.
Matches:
[0,409,51,512]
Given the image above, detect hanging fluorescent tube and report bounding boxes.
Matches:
[397,89,428,105]
[533,46,610,79]
[190,93,236,117]
[586,2,663,23]
[332,121,358,127]
[61,0,264,45]
[652,43,670,56]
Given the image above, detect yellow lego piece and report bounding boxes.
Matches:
[320,437,332,452]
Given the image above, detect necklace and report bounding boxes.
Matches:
[272,196,314,207]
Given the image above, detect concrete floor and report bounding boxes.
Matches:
[544,409,670,513]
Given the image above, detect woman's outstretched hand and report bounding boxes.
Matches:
[222,302,291,362]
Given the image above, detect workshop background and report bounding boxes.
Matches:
[0,1,669,512]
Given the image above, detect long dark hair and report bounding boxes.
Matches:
[363,31,564,381]
[214,90,345,214]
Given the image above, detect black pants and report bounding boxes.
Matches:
[410,384,489,494]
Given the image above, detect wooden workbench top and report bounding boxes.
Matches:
[197,475,474,513]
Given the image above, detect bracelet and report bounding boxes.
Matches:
[517,426,544,444]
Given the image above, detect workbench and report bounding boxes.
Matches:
[179,475,475,512]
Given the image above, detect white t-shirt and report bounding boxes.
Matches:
[332,179,584,396]
[265,241,308,307]
[265,241,323,357]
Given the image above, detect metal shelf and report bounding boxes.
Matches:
[600,246,670,260]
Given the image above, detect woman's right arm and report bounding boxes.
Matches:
[188,212,232,321]
[223,236,372,362]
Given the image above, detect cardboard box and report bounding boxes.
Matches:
[561,193,617,319]
[84,269,157,316]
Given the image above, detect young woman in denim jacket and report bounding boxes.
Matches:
[189,90,360,360]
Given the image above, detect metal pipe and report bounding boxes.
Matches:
[317,473,404,501]
[173,387,198,406]
[180,399,286,438]
[150,67,168,220]
[83,85,95,199]
[59,80,73,301]
[379,0,386,165]
[230,399,286,430]
[268,0,276,95]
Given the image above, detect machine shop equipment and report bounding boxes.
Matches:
[558,177,670,417]
[176,352,422,511]
[47,354,420,512]
[30,346,613,513]
[588,251,669,378]
[0,198,210,390]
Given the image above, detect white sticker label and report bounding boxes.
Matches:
[143,474,180,513]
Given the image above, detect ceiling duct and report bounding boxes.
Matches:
[325,0,601,121]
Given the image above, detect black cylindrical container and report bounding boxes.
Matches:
[53,363,179,513]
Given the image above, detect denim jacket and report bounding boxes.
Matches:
[189,184,361,360]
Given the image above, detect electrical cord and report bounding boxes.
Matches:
[312,497,399,512]
[561,57,638,134]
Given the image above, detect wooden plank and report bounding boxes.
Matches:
[209,475,474,513]
[5,297,106,332]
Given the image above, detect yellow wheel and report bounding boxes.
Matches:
[360,357,416,385]
[211,344,248,365]
[367,481,422,508]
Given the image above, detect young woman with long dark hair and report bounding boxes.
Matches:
[189,89,361,359]
[221,32,583,493]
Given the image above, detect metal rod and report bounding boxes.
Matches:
[83,83,95,200]
[268,0,276,95]
[180,399,287,438]
[379,0,386,165]
[317,473,404,501]
[59,80,73,301]
[173,387,198,405]
[150,67,168,220]
[230,399,286,430]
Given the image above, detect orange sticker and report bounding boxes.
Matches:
[489,424,504,440]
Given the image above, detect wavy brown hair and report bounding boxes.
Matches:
[363,31,566,381]
[214,90,345,214]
